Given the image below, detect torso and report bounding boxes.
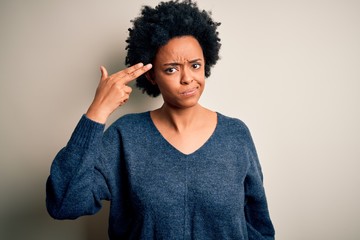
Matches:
[107,111,253,238]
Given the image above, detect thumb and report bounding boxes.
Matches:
[100,65,108,80]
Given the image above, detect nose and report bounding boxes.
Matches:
[180,66,193,85]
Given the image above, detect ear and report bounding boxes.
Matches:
[145,71,156,85]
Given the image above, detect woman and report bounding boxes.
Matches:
[46,1,275,239]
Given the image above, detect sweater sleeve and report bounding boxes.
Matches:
[46,115,112,220]
[243,131,275,239]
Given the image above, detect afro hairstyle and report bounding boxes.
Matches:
[125,0,221,97]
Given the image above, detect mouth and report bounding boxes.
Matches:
[180,87,199,96]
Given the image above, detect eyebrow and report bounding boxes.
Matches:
[162,58,203,66]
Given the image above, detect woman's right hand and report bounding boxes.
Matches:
[86,63,152,124]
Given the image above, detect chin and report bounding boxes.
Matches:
[176,97,202,109]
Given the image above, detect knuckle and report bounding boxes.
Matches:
[119,91,125,98]
[123,68,131,74]
[125,86,133,93]
[114,82,123,90]
[128,71,137,78]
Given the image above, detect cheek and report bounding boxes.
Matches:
[157,72,180,85]
[196,73,206,85]
[156,77,179,92]
[196,68,206,81]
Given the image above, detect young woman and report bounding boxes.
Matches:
[46,1,275,239]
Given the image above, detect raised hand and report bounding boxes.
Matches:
[86,63,152,123]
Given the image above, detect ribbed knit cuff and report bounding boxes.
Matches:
[68,114,105,149]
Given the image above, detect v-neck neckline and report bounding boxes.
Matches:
[146,111,219,157]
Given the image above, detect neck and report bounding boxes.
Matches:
[156,103,205,132]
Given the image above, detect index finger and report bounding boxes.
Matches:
[115,63,153,84]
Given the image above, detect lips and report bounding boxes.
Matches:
[180,87,199,96]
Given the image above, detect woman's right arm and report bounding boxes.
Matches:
[46,63,152,219]
[46,115,110,219]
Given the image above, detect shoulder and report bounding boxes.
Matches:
[111,111,150,128]
[106,112,151,136]
[217,112,251,135]
[216,112,256,147]
[117,111,149,122]
[216,113,259,158]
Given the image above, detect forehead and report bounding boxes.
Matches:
[155,36,204,62]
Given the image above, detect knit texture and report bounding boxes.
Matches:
[46,112,275,239]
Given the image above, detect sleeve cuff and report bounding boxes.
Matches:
[67,114,106,149]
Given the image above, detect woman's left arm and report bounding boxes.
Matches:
[244,141,275,240]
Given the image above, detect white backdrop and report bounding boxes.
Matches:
[1,0,359,239]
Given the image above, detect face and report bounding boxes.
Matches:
[149,36,205,109]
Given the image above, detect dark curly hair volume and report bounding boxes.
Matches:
[125,0,221,97]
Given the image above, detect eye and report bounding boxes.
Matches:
[192,63,201,69]
[165,67,177,74]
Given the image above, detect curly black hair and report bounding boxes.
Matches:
[125,0,221,97]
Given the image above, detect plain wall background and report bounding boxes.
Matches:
[1,0,359,239]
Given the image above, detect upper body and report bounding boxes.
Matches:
[46,1,275,239]
[46,111,274,239]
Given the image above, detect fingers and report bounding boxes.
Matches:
[100,66,108,81]
[113,63,153,84]
[117,86,132,106]
[100,63,152,86]
[123,85,133,94]
[123,62,145,75]
[88,63,147,123]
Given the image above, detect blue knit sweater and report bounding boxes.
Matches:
[46,112,275,239]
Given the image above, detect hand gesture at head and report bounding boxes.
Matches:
[86,63,152,123]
